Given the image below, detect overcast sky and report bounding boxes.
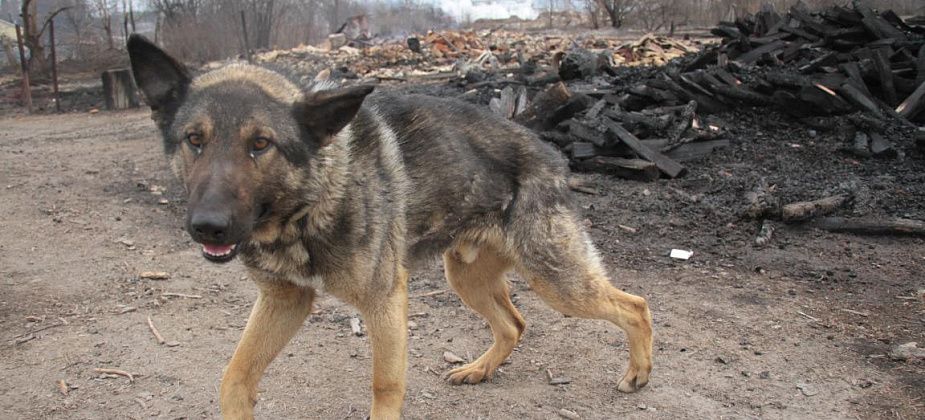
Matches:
[431,0,539,21]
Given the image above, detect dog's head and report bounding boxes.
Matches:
[127,35,373,263]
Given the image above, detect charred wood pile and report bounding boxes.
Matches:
[481,1,924,181]
[696,0,925,122]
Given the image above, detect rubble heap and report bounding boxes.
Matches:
[252,29,703,85]
[494,1,924,181]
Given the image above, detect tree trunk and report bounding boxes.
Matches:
[251,0,274,50]
[103,17,114,50]
[21,0,48,76]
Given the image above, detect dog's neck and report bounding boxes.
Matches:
[271,122,355,245]
[238,122,355,279]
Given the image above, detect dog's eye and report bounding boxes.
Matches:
[251,137,272,154]
[186,133,202,148]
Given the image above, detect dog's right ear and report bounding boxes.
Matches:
[127,35,191,111]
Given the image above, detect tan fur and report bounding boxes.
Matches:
[193,64,302,104]
[443,243,525,385]
[220,277,315,419]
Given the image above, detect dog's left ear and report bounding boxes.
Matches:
[127,34,191,112]
[295,85,375,146]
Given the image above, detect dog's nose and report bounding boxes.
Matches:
[190,212,230,243]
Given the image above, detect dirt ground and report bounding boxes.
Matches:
[1,100,923,420]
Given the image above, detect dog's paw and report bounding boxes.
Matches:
[617,365,650,393]
[444,362,493,385]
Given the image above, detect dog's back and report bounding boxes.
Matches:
[362,93,572,263]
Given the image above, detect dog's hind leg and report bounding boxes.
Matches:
[512,212,653,393]
[442,243,526,385]
[220,278,315,419]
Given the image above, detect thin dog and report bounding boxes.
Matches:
[127,34,653,420]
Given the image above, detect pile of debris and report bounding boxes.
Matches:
[614,34,700,67]
[252,29,702,85]
[480,1,923,181]
[693,1,925,122]
[250,2,921,183]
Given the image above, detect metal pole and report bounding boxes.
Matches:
[14,24,32,114]
[49,19,61,113]
[240,10,252,64]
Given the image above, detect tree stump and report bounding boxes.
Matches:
[102,69,140,110]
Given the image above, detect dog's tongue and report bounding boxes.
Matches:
[203,243,235,256]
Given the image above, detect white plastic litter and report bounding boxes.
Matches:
[670,249,693,260]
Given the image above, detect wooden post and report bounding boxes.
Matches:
[49,19,61,113]
[101,69,140,110]
[14,24,32,113]
[240,10,252,63]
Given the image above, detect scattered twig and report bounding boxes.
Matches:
[797,311,820,322]
[841,309,870,317]
[94,368,135,383]
[411,290,447,299]
[147,316,165,345]
[15,335,36,345]
[161,292,203,299]
[13,321,65,339]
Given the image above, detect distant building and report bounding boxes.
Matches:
[1,18,19,67]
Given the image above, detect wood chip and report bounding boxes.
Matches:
[443,351,465,364]
[57,379,68,396]
[139,272,170,280]
[617,224,638,233]
[94,368,135,383]
[796,382,818,396]
[350,317,363,336]
[546,368,572,385]
[558,408,581,419]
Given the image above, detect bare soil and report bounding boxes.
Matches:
[1,105,923,419]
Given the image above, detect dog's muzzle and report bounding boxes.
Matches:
[201,243,239,263]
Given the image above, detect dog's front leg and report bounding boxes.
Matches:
[357,269,408,420]
[220,279,314,420]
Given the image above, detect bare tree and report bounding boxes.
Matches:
[585,0,601,29]
[91,0,115,49]
[596,0,635,28]
[248,0,278,50]
[20,0,70,75]
[62,0,92,59]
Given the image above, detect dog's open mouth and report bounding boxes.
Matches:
[201,243,239,263]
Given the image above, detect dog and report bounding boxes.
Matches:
[127,34,653,419]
